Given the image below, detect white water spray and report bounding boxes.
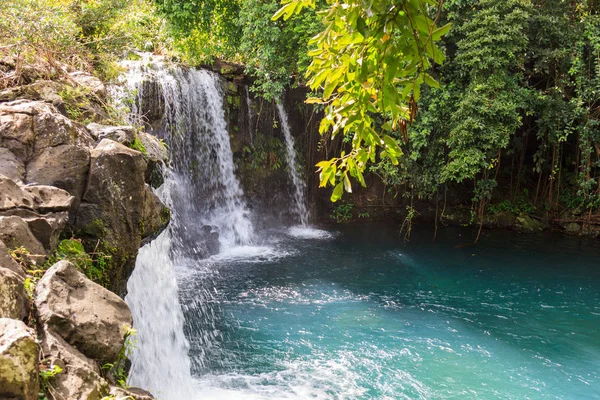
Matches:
[115,55,254,247]
[275,102,310,226]
[116,55,258,398]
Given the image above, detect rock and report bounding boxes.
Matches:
[0,175,37,211]
[201,225,220,257]
[31,102,94,155]
[561,221,581,233]
[141,185,169,243]
[3,209,69,253]
[76,139,169,293]
[0,216,46,263]
[0,268,28,320]
[40,330,109,400]
[110,386,155,400]
[0,80,66,114]
[0,148,25,183]
[0,318,39,400]
[516,214,546,232]
[26,144,90,205]
[22,185,74,213]
[0,102,36,161]
[35,260,133,364]
[490,212,517,228]
[0,100,94,164]
[86,123,135,145]
[138,132,168,188]
[0,240,26,278]
[69,72,106,98]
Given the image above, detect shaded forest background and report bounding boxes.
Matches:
[1,0,599,229]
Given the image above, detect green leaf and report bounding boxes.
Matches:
[431,23,452,41]
[423,73,440,88]
[331,182,344,202]
[271,3,297,21]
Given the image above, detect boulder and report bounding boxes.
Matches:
[561,221,581,233]
[0,148,25,183]
[31,101,94,155]
[69,72,106,98]
[22,185,74,213]
[0,100,94,164]
[138,131,168,188]
[35,260,133,364]
[110,386,155,400]
[26,144,90,206]
[0,103,35,161]
[516,214,546,233]
[76,139,168,293]
[39,330,109,400]
[0,318,39,400]
[0,268,28,320]
[0,216,46,263]
[0,240,26,278]
[0,80,66,113]
[3,209,69,253]
[0,175,37,211]
[86,123,135,145]
[141,184,169,243]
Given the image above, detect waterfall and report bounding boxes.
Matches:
[116,55,254,248]
[115,55,257,398]
[275,102,310,226]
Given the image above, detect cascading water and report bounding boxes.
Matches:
[116,55,254,248]
[275,102,310,227]
[115,55,259,399]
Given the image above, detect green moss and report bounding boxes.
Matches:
[160,206,171,226]
[130,134,148,156]
[46,239,111,287]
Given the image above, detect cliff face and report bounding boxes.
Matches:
[0,61,168,399]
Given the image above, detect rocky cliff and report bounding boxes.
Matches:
[0,61,168,399]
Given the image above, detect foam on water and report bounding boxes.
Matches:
[208,245,294,264]
[191,355,369,400]
[286,225,335,239]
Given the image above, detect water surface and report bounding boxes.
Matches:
[178,224,600,399]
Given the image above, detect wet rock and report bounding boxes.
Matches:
[561,221,581,233]
[490,212,517,228]
[0,148,25,183]
[516,214,546,233]
[0,216,46,263]
[141,184,169,243]
[35,260,133,364]
[39,330,109,400]
[26,144,90,206]
[86,123,135,145]
[0,268,28,320]
[202,225,220,256]
[138,131,168,188]
[0,318,39,400]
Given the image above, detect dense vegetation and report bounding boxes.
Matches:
[2,0,599,225]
